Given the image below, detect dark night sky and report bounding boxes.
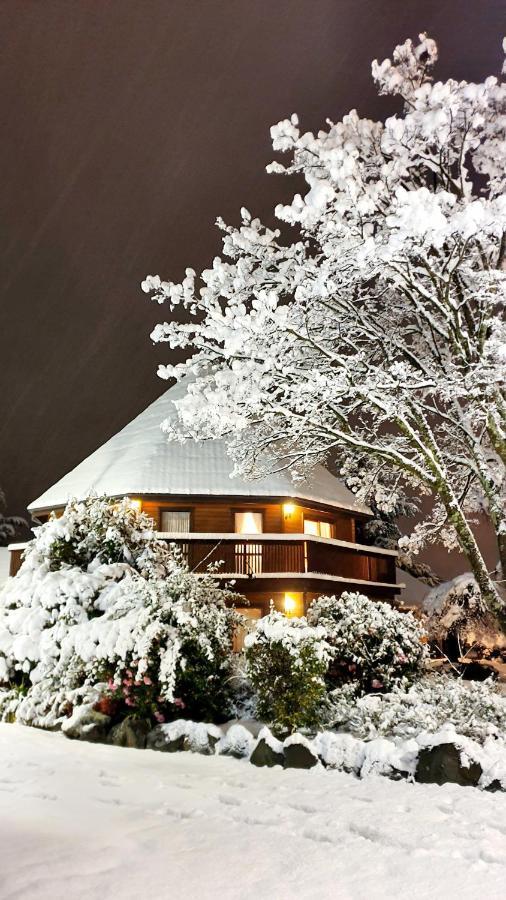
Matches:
[1,1,504,567]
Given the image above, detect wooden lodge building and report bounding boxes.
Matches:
[11,381,399,620]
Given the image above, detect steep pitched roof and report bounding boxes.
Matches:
[29,380,370,515]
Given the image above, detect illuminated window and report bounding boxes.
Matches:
[234,512,263,574]
[284,593,297,615]
[234,511,263,534]
[304,518,334,538]
[161,510,191,533]
[284,592,304,617]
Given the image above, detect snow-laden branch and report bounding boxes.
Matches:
[142,33,506,615]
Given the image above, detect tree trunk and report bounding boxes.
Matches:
[439,484,504,622]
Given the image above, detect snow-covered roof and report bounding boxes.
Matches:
[29,380,370,515]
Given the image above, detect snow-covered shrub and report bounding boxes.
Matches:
[0,497,240,727]
[244,610,331,734]
[307,592,428,694]
[41,496,169,575]
[328,675,506,744]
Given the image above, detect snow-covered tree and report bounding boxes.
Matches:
[0,487,26,546]
[143,34,506,617]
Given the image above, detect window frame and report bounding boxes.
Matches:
[303,515,336,539]
[232,508,265,535]
[158,507,194,533]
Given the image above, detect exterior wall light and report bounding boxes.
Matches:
[127,497,142,510]
[283,502,296,518]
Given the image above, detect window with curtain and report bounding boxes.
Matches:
[234,511,263,534]
[160,510,191,533]
[234,511,263,574]
[304,518,334,538]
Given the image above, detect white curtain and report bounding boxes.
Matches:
[304,519,332,538]
[161,510,191,533]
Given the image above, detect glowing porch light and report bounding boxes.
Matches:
[284,593,297,616]
[283,502,296,518]
[126,497,142,511]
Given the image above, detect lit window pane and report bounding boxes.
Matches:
[304,518,333,538]
[303,519,319,536]
[234,512,263,534]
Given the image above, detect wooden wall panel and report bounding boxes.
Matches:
[144,498,284,533]
[140,497,357,539]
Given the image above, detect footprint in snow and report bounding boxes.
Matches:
[218,794,242,807]
[287,802,318,814]
[349,822,404,849]
[231,813,281,827]
[96,796,124,807]
[157,806,205,820]
[25,791,59,802]
[302,829,335,845]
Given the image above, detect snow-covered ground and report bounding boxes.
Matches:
[0,724,505,900]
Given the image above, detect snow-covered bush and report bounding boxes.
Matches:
[244,610,331,734]
[0,497,240,727]
[41,496,169,575]
[328,675,506,744]
[307,592,428,694]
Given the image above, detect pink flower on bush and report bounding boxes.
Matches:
[125,697,135,707]
[143,676,153,686]
[154,711,165,723]
[174,697,185,709]
[371,679,384,690]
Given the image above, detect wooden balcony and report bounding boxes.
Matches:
[158,532,399,592]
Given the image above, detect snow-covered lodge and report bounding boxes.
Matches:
[12,381,399,618]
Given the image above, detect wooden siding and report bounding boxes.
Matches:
[142,497,356,540]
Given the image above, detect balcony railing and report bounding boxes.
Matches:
[158,533,397,585]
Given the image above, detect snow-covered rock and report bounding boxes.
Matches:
[250,727,284,768]
[217,724,255,759]
[61,703,110,743]
[283,733,319,769]
[314,731,366,773]
[108,717,150,749]
[415,742,482,787]
[147,719,221,755]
